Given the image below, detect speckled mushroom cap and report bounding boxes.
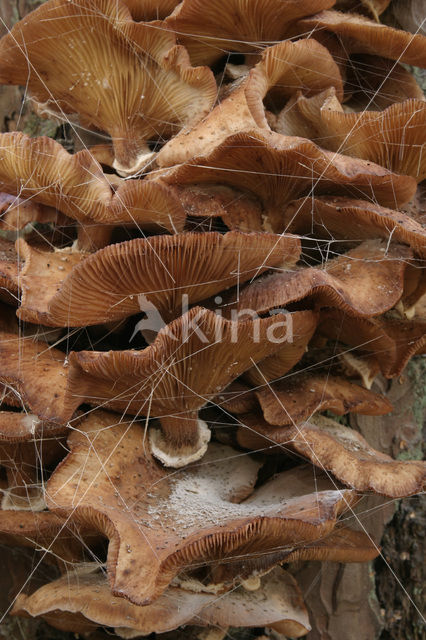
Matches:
[158,38,343,165]
[45,412,359,604]
[217,373,393,425]
[283,196,426,258]
[155,130,416,231]
[223,240,414,318]
[236,413,426,498]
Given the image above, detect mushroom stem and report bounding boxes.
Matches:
[77,223,114,252]
[112,135,156,177]
[0,443,45,510]
[150,412,211,467]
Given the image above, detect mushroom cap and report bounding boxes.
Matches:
[291,93,426,181]
[158,38,343,165]
[318,309,426,378]
[0,132,186,229]
[345,55,425,110]
[284,196,426,257]
[0,330,69,423]
[12,566,311,637]
[298,10,426,67]
[166,0,336,65]
[0,193,68,233]
[237,413,426,498]
[156,130,416,231]
[20,230,300,326]
[46,414,358,604]
[230,239,413,319]
[65,307,310,419]
[123,0,179,20]
[0,237,19,303]
[0,0,217,175]
[0,510,96,568]
[220,373,392,425]
[243,310,318,384]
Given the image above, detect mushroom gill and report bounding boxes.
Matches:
[0,0,217,175]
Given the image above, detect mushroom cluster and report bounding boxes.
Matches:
[0,0,425,637]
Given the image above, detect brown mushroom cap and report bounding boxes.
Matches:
[165,0,336,65]
[318,309,426,377]
[155,130,416,231]
[0,193,69,233]
[298,10,426,67]
[220,373,392,425]
[345,55,425,110]
[288,92,426,181]
[45,415,358,605]
[282,525,380,563]
[65,307,311,466]
[0,133,186,231]
[19,230,300,327]
[0,0,217,175]
[228,239,413,319]
[284,196,426,257]
[237,413,426,498]
[158,38,343,165]
[0,331,69,423]
[335,0,391,19]
[0,510,100,570]
[12,566,311,637]
[243,310,318,385]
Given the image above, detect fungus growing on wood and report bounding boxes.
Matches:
[237,413,426,498]
[45,415,358,604]
[12,566,311,637]
[0,0,217,175]
[0,0,424,635]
